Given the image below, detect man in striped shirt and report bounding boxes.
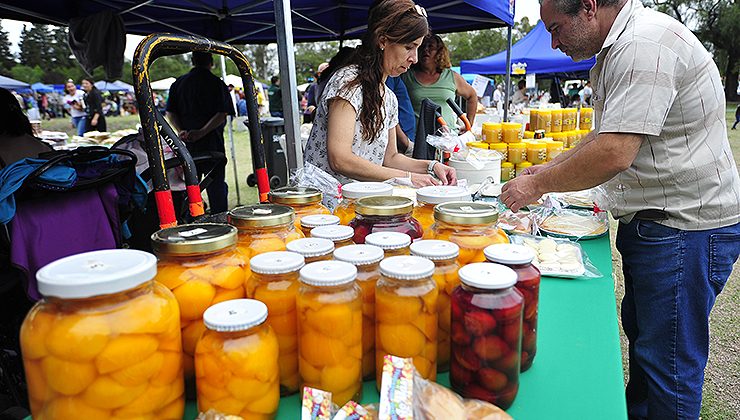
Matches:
[501,0,740,417]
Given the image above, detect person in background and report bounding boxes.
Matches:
[304,62,329,123]
[579,81,593,105]
[0,88,52,169]
[385,75,416,154]
[511,79,528,106]
[493,84,504,107]
[227,84,239,116]
[268,76,283,117]
[81,78,106,132]
[732,103,739,130]
[567,83,580,98]
[63,81,87,136]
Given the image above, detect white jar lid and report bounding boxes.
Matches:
[310,225,355,242]
[300,261,358,286]
[458,262,517,289]
[341,182,393,199]
[333,244,384,266]
[416,185,472,205]
[380,256,435,280]
[484,244,535,265]
[203,299,268,332]
[300,214,340,229]
[410,240,460,261]
[249,251,305,275]
[365,232,411,250]
[286,238,335,258]
[37,249,156,299]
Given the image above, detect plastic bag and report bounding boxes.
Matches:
[530,207,609,240]
[413,371,512,420]
[290,162,342,211]
[509,234,603,278]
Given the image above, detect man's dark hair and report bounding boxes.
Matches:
[518,79,526,89]
[191,51,213,67]
[271,76,279,84]
[546,0,622,16]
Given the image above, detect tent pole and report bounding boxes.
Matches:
[275,0,304,171]
[504,25,513,122]
[221,55,242,206]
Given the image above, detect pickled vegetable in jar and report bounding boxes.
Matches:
[550,109,563,133]
[375,256,438,387]
[333,245,385,380]
[299,214,340,237]
[484,244,541,372]
[526,143,548,165]
[450,263,523,410]
[248,251,305,395]
[410,240,460,372]
[269,186,330,231]
[579,107,593,130]
[507,142,527,164]
[365,231,412,257]
[481,122,502,143]
[298,261,363,406]
[286,237,335,264]
[196,299,279,418]
[488,142,508,161]
[516,161,533,177]
[335,182,394,225]
[21,250,184,420]
[501,162,515,182]
[430,202,509,266]
[413,185,472,237]
[311,225,356,249]
[349,196,422,244]
[501,122,522,143]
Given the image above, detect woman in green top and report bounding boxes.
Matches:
[402,34,478,132]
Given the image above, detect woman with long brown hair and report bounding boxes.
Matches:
[81,78,107,132]
[303,0,456,187]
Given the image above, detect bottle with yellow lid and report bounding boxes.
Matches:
[430,202,509,265]
[299,214,340,237]
[195,299,279,418]
[579,107,593,130]
[467,141,489,150]
[311,225,355,249]
[526,143,548,165]
[335,182,394,225]
[523,131,535,139]
[269,187,331,231]
[566,131,579,148]
[550,109,563,133]
[507,142,527,164]
[538,109,552,134]
[481,122,502,143]
[501,122,523,143]
[528,109,539,131]
[546,141,564,161]
[228,204,304,260]
[349,196,422,244]
[414,185,472,236]
[21,250,184,420]
[501,162,516,181]
[286,237,335,263]
[365,231,412,257]
[562,108,577,131]
[516,161,533,177]
[488,142,508,161]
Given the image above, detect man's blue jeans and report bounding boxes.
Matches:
[616,219,740,419]
[71,116,86,136]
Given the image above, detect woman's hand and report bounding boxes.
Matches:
[431,162,457,185]
[410,173,442,187]
[91,116,99,127]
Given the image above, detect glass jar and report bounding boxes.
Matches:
[579,107,593,130]
[335,182,394,225]
[365,231,412,257]
[550,132,568,148]
[430,202,509,266]
[528,109,539,131]
[410,240,460,372]
[484,244,541,372]
[516,161,533,177]
[539,109,552,133]
[298,261,363,406]
[269,186,331,231]
[501,122,522,143]
[333,245,385,380]
[349,196,422,244]
[563,108,577,131]
[376,256,438,387]
[523,130,535,139]
[546,141,564,162]
[21,250,184,419]
[550,109,563,133]
[247,251,305,395]
[299,214,340,237]
[526,142,548,165]
[414,186,472,236]
[311,225,356,249]
[286,237,335,264]
[507,142,527,164]
[481,122,502,143]
[487,142,508,162]
[196,299,279,418]
[501,162,515,182]
[151,223,246,379]
[450,263,523,410]
[566,131,579,148]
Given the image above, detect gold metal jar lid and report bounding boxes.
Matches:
[268,186,322,205]
[228,204,295,228]
[434,201,499,225]
[151,223,237,255]
[355,196,413,217]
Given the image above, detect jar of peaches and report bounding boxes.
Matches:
[335,182,394,225]
[247,251,305,395]
[299,214,340,237]
[375,256,438,387]
[298,261,363,406]
[269,186,331,230]
[365,231,412,257]
[414,185,472,236]
[195,299,279,418]
[21,250,184,420]
[450,263,522,410]
[409,240,460,372]
[430,202,509,266]
[151,223,247,379]
[333,244,385,380]
[350,196,422,244]
[311,225,356,249]
[485,244,540,371]
[286,237,335,263]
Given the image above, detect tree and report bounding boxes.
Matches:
[49,27,74,69]
[18,24,52,68]
[293,41,340,83]
[0,21,16,73]
[242,44,278,82]
[444,29,509,66]
[10,64,44,83]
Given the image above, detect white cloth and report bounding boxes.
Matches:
[63,91,87,118]
[511,89,527,105]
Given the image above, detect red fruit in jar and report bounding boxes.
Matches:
[493,350,519,373]
[450,360,474,386]
[463,311,496,336]
[522,329,536,351]
[351,223,370,243]
[451,298,464,320]
[462,383,497,403]
[473,336,507,361]
[524,299,538,320]
[496,382,520,409]
[450,323,471,346]
[501,321,521,346]
[493,302,523,322]
[478,368,508,392]
[521,351,531,371]
[453,347,481,371]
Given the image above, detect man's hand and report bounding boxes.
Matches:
[520,163,550,176]
[500,174,543,212]
[432,162,457,185]
[187,129,204,142]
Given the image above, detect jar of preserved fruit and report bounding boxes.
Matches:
[286,237,335,264]
[410,240,460,372]
[299,214,340,237]
[515,161,533,177]
[481,122,502,143]
[228,204,304,267]
[365,231,412,257]
[528,109,539,131]
[311,225,356,249]
[484,244,540,372]
[526,143,548,165]
[298,261,363,406]
[333,244,385,380]
[507,142,527,164]
[269,186,331,231]
[350,196,422,244]
[430,202,509,266]
[375,256,438,387]
[501,162,515,182]
[335,182,394,225]
[550,109,563,133]
[151,223,246,379]
[247,251,305,395]
[501,122,523,143]
[196,299,279,418]
[21,250,184,420]
[450,263,523,409]
[414,186,472,237]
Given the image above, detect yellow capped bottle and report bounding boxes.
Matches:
[481,122,502,143]
[501,162,515,181]
[507,142,527,164]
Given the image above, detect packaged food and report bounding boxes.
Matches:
[562,108,577,131]
[269,186,331,231]
[481,122,502,143]
[523,130,535,139]
[538,208,608,239]
[501,122,522,143]
[550,109,563,133]
[197,408,245,420]
[579,107,593,130]
[537,109,552,134]
[301,387,333,420]
[509,235,592,278]
[300,214,341,237]
[488,142,508,161]
[335,182,394,225]
[349,196,422,244]
[526,143,547,165]
[506,142,527,164]
[497,210,534,235]
[365,231,412,257]
[528,109,539,131]
[311,225,356,249]
[287,237,336,263]
[333,401,371,420]
[378,355,415,420]
[414,186,472,236]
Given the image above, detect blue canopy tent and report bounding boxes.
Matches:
[450,66,478,85]
[95,80,134,92]
[31,82,54,93]
[0,75,30,90]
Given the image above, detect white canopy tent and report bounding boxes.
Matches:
[150,77,176,91]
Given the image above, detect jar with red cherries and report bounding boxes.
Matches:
[349,196,422,244]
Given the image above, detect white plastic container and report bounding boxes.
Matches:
[448,155,502,185]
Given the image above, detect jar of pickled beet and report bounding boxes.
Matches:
[335,182,394,225]
[450,263,523,410]
[151,223,247,379]
[21,250,184,420]
[269,186,331,231]
[286,237,335,264]
[196,299,279,418]
[298,261,363,406]
[299,214,340,237]
[350,196,422,244]
[228,204,304,266]
[414,186,472,236]
[247,251,305,395]
[430,202,509,266]
[333,244,385,380]
[311,225,356,249]
[484,244,540,371]
[375,256,438,387]
[365,231,412,257]
[410,240,460,372]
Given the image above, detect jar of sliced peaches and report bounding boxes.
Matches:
[269,186,331,231]
[310,225,356,249]
[335,182,394,225]
[286,237,335,264]
[365,231,412,258]
[413,185,472,236]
